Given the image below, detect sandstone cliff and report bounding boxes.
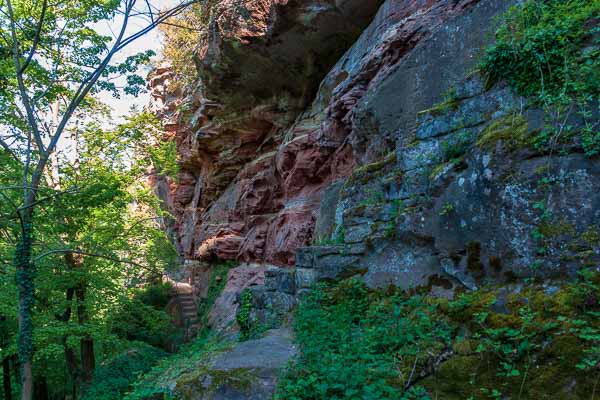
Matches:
[150,0,599,313]
[146,0,599,398]
[152,0,597,295]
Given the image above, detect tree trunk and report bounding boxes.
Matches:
[33,376,48,400]
[79,339,95,383]
[75,286,94,382]
[2,356,11,400]
[15,218,34,400]
[62,334,79,392]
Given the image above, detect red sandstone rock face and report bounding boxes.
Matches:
[149,0,486,266]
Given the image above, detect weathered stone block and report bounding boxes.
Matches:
[264,268,296,294]
[344,224,373,244]
[314,254,361,280]
[295,247,315,268]
[296,268,317,289]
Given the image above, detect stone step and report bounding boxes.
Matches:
[181,312,197,319]
[169,282,200,332]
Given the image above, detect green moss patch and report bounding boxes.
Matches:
[477,113,530,150]
[345,152,397,187]
[197,261,237,327]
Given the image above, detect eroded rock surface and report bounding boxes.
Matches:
[207,264,267,333]
[150,0,508,268]
[151,0,598,301]
[149,0,383,266]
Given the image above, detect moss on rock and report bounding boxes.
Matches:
[477,113,530,150]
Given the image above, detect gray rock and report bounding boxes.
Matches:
[313,181,345,241]
[264,268,296,294]
[352,0,516,160]
[176,329,297,400]
[296,267,318,289]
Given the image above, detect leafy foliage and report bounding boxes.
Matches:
[0,111,180,398]
[81,345,167,400]
[133,282,175,310]
[482,0,600,156]
[276,279,452,400]
[236,290,254,341]
[108,297,174,349]
[124,332,233,400]
[278,271,600,399]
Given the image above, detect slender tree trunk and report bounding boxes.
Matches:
[79,339,94,383]
[75,286,94,383]
[33,376,48,400]
[15,214,34,400]
[2,356,11,400]
[62,336,78,390]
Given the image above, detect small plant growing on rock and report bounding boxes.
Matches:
[236,290,267,341]
[482,0,600,156]
[439,202,455,217]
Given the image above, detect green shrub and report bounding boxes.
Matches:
[81,345,166,400]
[134,281,175,310]
[278,271,600,399]
[482,0,599,100]
[276,279,452,400]
[482,0,600,156]
[108,299,175,349]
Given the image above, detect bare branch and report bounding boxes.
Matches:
[20,0,48,74]
[116,1,196,51]
[5,0,46,154]
[33,248,161,273]
[144,0,155,24]
[0,137,19,163]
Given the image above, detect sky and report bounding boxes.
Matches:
[95,0,180,121]
[52,0,182,156]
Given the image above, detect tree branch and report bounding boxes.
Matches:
[33,249,160,273]
[5,0,46,154]
[44,0,135,162]
[19,0,48,74]
[16,187,78,212]
[0,137,19,163]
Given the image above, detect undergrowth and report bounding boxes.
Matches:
[277,270,600,399]
[81,344,167,400]
[124,332,233,400]
[481,0,600,156]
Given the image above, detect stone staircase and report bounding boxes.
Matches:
[170,281,201,338]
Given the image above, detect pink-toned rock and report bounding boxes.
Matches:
[149,0,490,267]
[207,264,267,332]
[264,205,317,266]
[197,232,244,260]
